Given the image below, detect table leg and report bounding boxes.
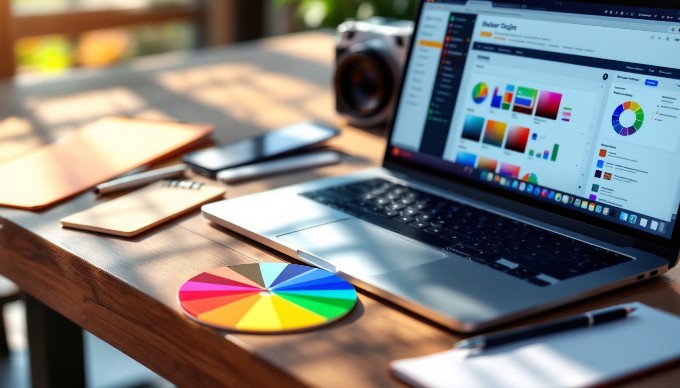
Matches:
[24,294,86,388]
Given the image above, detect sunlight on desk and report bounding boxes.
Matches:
[260,33,333,65]
[29,87,145,126]
[156,61,333,129]
[0,117,44,162]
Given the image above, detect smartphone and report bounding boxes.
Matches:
[183,122,340,177]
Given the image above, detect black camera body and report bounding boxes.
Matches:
[334,17,413,128]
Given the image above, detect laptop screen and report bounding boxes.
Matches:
[388,0,680,241]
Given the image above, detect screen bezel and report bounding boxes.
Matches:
[381,0,680,254]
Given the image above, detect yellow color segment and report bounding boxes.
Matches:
[236,295,282,331]
[270,295,327,330]
[197,294,261,328]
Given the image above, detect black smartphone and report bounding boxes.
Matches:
[183,122,340,177]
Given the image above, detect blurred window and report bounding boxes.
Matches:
[5,0,200,75]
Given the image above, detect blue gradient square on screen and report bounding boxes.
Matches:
[461,115,485,142]
[455,151,477,167]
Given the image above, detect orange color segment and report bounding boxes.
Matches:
[181,292,260,317]
[197,294,261,328]
[419,39,444,49]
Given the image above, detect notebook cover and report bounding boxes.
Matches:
[0,117,213,210]
[61,180,226,237]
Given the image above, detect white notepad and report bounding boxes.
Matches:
[391,303,680,388]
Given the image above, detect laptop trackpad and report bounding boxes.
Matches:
[277,218,447,277]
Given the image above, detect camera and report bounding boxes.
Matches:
[334,17,413,128]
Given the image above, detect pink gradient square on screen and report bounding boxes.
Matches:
[535,91,563,120]
[499,162,521,178]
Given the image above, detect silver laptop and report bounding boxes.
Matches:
[204,0,680,332]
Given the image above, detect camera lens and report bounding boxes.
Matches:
[335,50,394,118]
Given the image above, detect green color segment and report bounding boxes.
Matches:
[276,292,356,319]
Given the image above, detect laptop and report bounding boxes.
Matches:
[203,0,680,332]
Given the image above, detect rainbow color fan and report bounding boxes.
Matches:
[178,263,357,332]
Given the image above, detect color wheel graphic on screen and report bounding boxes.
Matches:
[178,263,357,332]
[522,173,538,184]
[611,101,644,136]
[472,82,488,104]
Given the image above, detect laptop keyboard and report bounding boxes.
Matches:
[300,178,632,287]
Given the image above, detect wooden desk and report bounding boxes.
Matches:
[1,32,679,387]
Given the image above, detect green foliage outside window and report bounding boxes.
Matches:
[276,0,418,29]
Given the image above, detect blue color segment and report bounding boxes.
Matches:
[259,263,287,288]
[269,264,314,288]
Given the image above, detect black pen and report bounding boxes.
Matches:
[455,306,636,352]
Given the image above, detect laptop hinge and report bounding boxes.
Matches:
[297,250,338,273]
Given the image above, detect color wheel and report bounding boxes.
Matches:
[178,263,357,332]
[612,101,644,136]
[472,82,488,104]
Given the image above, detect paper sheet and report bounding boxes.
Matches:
[391,303,680,388]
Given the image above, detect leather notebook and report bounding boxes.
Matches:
[0,117,213,210]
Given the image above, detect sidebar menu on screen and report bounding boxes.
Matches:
[418,13,476,157]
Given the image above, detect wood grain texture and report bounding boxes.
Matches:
[1,32,679,387]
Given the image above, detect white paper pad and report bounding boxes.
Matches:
[391,303,680,388]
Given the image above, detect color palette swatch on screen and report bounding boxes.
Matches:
[477,157,498,172]
[488,83,564,120]
[561,107,573,122]
[504,126,530,153]
[462,115,485,141]
[513,87,538,115]
[472,82,488,104]
[456,151,477,167]
[491,84,514,110]
[178,263,357,332]
[499,162,521,178]
[535,91,563,120]
[612,101,644,136]
[482,120,507,147]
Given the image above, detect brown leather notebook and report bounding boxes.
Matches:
[0,117,213,210]
[61,180,226,237]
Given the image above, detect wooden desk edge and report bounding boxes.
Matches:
[0,217,308,387]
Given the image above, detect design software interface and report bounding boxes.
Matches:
[391,0,680,239]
